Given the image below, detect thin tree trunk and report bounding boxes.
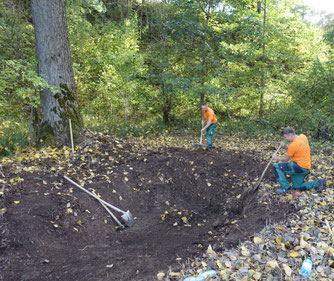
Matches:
[199,2,211,105]
[162,85,172,124]
[139,0,145,39]
[124,97,129,121]
[161,0,172,124]
[259,0,267,119]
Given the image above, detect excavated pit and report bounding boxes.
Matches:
[0,137,296,281]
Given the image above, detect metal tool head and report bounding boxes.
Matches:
[193,143,207,147]
[121,210,134,227]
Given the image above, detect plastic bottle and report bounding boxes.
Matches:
[300,257,312,277]
[197,270,217,280]
[183,270,217,281]
[183,277,197,281]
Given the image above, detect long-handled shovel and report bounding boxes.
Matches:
[253,143,282,192]
[193,125,207,147]
[93,191,125,229]
[242,144,283,217]
[64,176,134,227]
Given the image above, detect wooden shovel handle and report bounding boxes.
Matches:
[64,176,125,214]
[200,122,205,145]
[257,143,282,184]
[93,191,125,228]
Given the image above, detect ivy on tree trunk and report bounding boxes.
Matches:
[31,0,83,147]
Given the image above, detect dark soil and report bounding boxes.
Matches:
[0,134,296,281]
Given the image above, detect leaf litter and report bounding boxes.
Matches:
[0,131,333,280]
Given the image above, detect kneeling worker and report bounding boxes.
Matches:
[272,127,325,194]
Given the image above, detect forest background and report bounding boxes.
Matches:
[1,0,334,155]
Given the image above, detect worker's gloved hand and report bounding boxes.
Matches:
[280,141,286,149]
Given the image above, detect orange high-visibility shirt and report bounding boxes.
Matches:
[287,134,311,170]
[201,107,217,123]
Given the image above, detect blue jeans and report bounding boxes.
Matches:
[273,162,320,191]
[206,123,217,149]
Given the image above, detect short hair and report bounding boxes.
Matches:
[282,127,295,135]
[201,103,207,107]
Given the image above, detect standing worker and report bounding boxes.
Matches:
[201,103,218,150]
[272,127,325,194]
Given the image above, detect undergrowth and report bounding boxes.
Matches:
[1,116,333,157]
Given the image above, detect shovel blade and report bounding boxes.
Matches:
[193,143,207,147]
[121,210,134,227]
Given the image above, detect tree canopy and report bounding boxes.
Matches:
[0,0,333,154]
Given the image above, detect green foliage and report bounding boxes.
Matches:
[85,0,107,13]
[65,0,334,137]
[0,1,40,116]
[0,2,43,153]
[0,1,35,61]
[220,118,277,138]
[1,0,334,154]
[277,57,334,141]
[67,2,149,124]
[0,60,43,114]
[85,117,172,137]
[211,0,326,120]
[0,121,29,156]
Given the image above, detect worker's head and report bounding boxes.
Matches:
[201,103,208,112]
[282,127,296,142]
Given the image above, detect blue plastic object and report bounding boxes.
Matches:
[300,257,312,277]
[183,270,217,281]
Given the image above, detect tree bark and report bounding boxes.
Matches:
[31,0,82,146]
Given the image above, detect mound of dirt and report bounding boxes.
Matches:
[0,134,296,281]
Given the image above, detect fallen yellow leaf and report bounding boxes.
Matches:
[289,251,300,258]
[276,235,282,244]
[182,216,188,224]
[254,237,262,244]
[157,272,165,280]
[169,272,181,277]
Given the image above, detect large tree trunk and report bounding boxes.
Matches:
[31,0,82,146]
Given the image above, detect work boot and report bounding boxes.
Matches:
[317,179,326,191]
[276,188,290,194]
